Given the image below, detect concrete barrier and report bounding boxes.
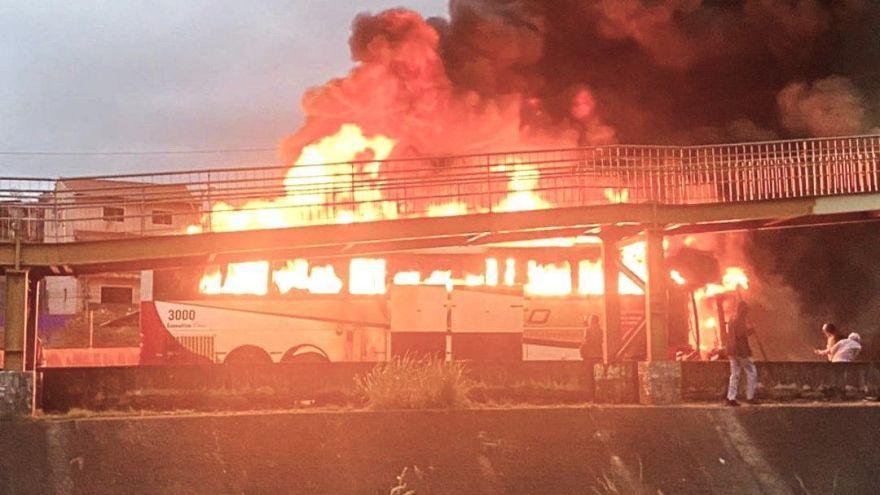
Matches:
[680,361,880,401]
[36,361,880,412]
[40,361,594,412]
[2,405,879,494]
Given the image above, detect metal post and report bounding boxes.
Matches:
[690,291,701,358]
[206,170,213,232]
[600,230,621,364]
[644,227,669,361]
[3,269,30,371]
[89,309,95,348]
[25,277,41,370]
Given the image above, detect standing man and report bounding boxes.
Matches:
[726,300,758,406]
[580,314,602,361]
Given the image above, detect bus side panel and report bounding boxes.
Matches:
[450,289,523,361]
[390,333,446,360]
[140,301,211,365]
[522,296,647,361]
[389,286,447,358]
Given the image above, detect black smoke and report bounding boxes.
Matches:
[426,0,880,351]
[431,0,880,143]
[285,1,880,351]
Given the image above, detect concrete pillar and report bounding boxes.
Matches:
[644,227,668,362]
[25,278,41,371]
[600,231,621,364]
[2,268,35,416]
[4,269,30,371]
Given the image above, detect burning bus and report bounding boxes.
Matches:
[139,246,654,365]
[137,123,752,365]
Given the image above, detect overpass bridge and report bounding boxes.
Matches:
[2,134,880,371]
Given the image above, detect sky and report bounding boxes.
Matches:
[0,0,447,177]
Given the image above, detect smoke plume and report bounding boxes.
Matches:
[777,75,869,137]
[280,1,880,352]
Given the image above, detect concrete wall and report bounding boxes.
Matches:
[680,361,880,401]
[40,361,595,412]
[2,406,879,494]
[37,361,880,412]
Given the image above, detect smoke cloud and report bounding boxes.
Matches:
[281,1,880,353]
[777,75,869,137]
[283,0,880,162]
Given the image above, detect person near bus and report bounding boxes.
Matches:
[726,300,757,406]
[814,322,845,360]
[579,314,602,361]
[815,327,862,362]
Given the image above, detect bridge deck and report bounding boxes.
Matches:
[2,134,880,273]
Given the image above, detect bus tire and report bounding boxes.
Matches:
[224,345,273,365]
[281,346,330,364]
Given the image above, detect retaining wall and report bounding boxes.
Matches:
[36,361,880,412]
[2,406,879,494]
[40,361,594,412]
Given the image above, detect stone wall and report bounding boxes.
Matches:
[0,371,33,416]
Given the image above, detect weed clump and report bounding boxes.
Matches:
[357,355,472,410]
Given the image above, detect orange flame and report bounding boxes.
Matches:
[209,124,397,233]
[201,261,269,295]
[271,259,343,295]
[670,269,686,285]
[349,258,387,295]
[603,188,629,204]
[524,261,572,296]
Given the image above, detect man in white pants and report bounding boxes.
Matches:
[726,301,757,406]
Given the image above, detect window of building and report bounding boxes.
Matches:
[102,206,125,222]
[151,210,173,225]
[100,286,133,305]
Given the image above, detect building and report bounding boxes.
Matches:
[41,179,200,320]
[0,200,44,243]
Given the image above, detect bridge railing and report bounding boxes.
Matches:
[1,134,878,242]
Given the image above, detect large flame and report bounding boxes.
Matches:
[271,259,343,295]
[209,124,397,232]
[200,261,270,296]
[193,122,752,340]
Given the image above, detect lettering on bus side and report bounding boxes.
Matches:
[168,309,197,322]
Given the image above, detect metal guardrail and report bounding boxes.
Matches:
[1,135,878,241]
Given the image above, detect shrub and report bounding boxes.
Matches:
[356,355,472,410]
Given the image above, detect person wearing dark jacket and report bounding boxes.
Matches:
[579,314,602,361]
[726,301,757,406]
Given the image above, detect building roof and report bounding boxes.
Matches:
[56,178,197,205]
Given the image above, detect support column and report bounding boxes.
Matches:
[638,227,681,404]
[25,277,41,371]
[2,268,35,416]
[4,269,30,371]
[599,231,621,364]
[644,227,668,362]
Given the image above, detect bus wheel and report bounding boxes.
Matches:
[224,345,273,365]
[281,346,330,364]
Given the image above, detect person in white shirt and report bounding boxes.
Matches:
[815,328,862,362]
[829,333,862,362]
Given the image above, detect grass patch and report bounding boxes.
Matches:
[357,355,472,410]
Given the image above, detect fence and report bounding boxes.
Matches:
[1,135,878,240]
